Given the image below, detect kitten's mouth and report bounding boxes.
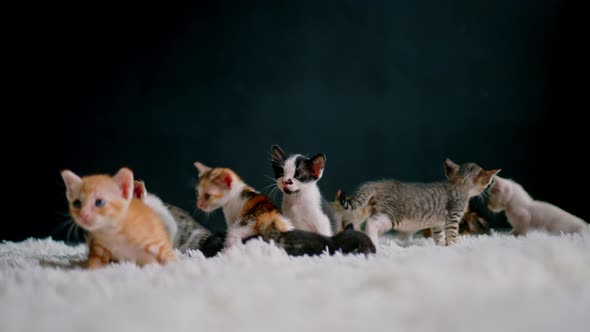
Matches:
[283,188,300,195]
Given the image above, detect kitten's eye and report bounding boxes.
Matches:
[72,199,81,208]
[95,199,106,207]
[204,193,211,200]
[294,171,302,179]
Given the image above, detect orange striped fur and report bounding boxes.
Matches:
[61,167,176,269]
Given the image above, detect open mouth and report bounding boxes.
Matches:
[283,188,299,195]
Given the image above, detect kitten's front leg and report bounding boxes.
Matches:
[444,210,463,246]
[86,241,112,269]
[224,221,256,252]
[144,242,177,265]
[365,214,393,247]
[430,226,446,246]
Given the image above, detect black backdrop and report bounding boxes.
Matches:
[4,0,588,241]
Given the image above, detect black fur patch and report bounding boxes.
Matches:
[199,232,226,258]
[271,145,286,179]
[330,226,376,255]
[240,188,258,200]
[276,230,332,256]
[293,156,319,183]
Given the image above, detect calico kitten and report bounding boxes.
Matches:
[133,180,225,257]
[244,223,376,257]
[334,159,500,246]
[194,162,294,249]
[271,145,337,236]
[487,175,588,235]
[60,168,176,269]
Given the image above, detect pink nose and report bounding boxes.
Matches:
[80,211,90,221]
[282,179,293,186]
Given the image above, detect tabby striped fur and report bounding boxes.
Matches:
[335,159,499,246]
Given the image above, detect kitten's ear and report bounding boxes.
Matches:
[309,153,326,178]
[133,180,147,199]
[271,145,286,163]
[344,223,354,231]
[214,170,233,189]
[113,167,134,201]
[481,168,501,184]
[194,161,211,175]
[338,190,350,208]
[60,170,82,200]
[489,169,501,176]
[444,158,460,178]
[335,189,342,201]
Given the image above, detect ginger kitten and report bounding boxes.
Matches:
[487,175,588,235]
[194,162,294,249]
[61,167,176,269]
[332,159,500,246]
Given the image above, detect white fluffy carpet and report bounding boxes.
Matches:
[1,232,590,332]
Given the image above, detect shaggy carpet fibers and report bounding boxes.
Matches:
[1,231,589,332]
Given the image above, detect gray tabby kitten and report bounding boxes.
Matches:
[333,159,500,246]
[133,180,224,257]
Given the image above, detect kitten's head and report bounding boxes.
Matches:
[487,176,513,212]
[459,210,490,235]
[271,145,326,195]
[443,159,501,197]
[194,161,242,212]
[60,167,135,232]
[329,223,376,256]
[330,189,367,232]
[330,189,349,230]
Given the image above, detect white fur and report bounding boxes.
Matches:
[224,221,257,251]
[221,182,248,226]
[4,233,590,332]
[365,214,393,245]
[142,194,178,245]
[489,176,588,235]
[279,155,332,236]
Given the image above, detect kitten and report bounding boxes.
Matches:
[487,175,588,235]
[194,162,294,249]
[244,223,376,257]
[271,145,337,236]
[333,159,500,246]
[133,180,225,257]
[422,206,490,238]
[60,168,176,269]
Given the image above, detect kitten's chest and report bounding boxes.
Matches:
[96,234,151,263]
[283,194,328,225]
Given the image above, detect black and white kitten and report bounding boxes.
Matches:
[271,145,338,236]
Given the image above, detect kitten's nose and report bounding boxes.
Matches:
[283,178,293,186]
[80,210,91,223]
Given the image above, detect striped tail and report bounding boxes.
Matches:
[338,185,376,211]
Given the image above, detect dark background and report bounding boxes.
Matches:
[4,0,587,242]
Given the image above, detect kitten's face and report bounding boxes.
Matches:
[487,176,512,212]
[194,162,238,212]
[271,145,326,194]
[460,211,490,235]
[60,168,134,231]
[330,190,364,231]
[443,159,501,197]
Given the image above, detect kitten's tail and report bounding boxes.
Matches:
[337,186,375,211]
